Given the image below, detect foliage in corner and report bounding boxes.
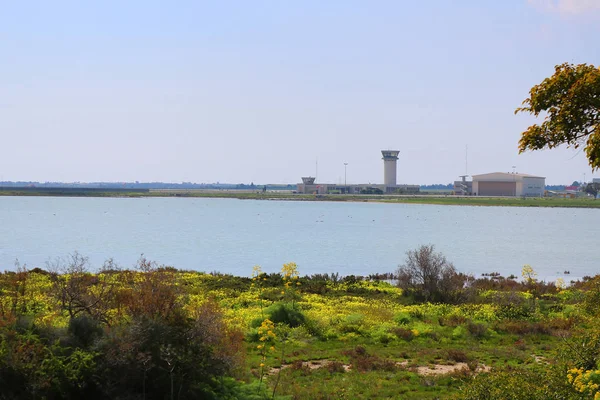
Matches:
[516,63,600,169]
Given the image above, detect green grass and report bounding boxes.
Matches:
[381,196,600,208]
[1,189,599,208]
[2,267,598,399]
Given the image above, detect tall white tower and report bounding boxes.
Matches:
[381,150,399,186]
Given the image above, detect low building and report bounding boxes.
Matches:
[296,149,419,195]
[453,175,472,195]
[472,172,545,197]
[296,179,419,195]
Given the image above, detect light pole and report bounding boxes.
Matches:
[344,163,348,192]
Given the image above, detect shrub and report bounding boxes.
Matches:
[338,313,366,335]
[342,346,397,372]
[447,349,470,363]
[267,303,306,328]
[394,312,412,325]
[439,314,467,327]
[407,308,426,320]
[375,331,396,344]
[325,361,346,374]
[558,328,600,371]
[544,316,576,332]
[396,245,471,303]
[303,318,327,339]
[452,326,468,340]
[67,314,103,348]
[467,359,479,372]
[496,303,535,320]
[392,327,415,341]
[289,360,312,376]
[466,321,487,338]
[582,276,600,315]
[458,367,574,400]
[90,299,245,399]
[496,321,550,335]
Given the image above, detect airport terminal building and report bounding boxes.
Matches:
[296,150,420,195]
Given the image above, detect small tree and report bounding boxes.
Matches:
[584,182,600,199]
[521,264,537,284]
[48,253,117,326]
[396,245,466,303]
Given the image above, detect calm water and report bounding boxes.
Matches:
[0,196,598,280]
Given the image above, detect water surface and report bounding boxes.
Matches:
[0,196,597,281]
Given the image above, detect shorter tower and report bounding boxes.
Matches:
[381,150,399,186]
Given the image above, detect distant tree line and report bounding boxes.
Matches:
[0,181,296,191]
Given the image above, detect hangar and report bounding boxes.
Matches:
[472,172,545,197]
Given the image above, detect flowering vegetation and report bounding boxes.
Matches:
[568,368,600,398]
[1,254,600,399]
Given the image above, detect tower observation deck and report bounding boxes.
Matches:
[381,150,400,186]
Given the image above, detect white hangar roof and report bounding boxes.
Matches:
[472,172,545,181]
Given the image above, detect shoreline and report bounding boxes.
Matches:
[1,189,599,208]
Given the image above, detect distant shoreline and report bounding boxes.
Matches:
[1,188,599,208]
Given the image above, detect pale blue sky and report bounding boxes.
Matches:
[1,0,599,184]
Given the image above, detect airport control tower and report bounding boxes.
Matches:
[381,150,400,186]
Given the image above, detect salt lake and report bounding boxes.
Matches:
[0,196,597,281]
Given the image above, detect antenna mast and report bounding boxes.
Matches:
[465,145,468,175]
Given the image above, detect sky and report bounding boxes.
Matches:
[1,0,599,185]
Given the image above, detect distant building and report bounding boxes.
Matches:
[296,150,419,195]
[472,172,545,197]
[593,178,600,184]
[453,175,472,195]
[296,181,419,195]
[381,150,400,186]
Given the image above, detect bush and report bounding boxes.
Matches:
[466,321,487,338]
[396,245,471,303]
[392,327,415,341]
[458,367,577,400]
[326,361,346,374]
[374,329,396,344]
[394,312,412,325]
[342,346,397,372]
[496,303,536,320]
[582,276,600,315]
[452,326,468,340]
[303,318,327,339]
[447,349,470,362]
[338,313,366,335]
[289,360,312,376]
[557,327,600,371]
[67,315,103,348]
[439,314,467,327]
[495,320,550,335]
[267,303,306,328]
